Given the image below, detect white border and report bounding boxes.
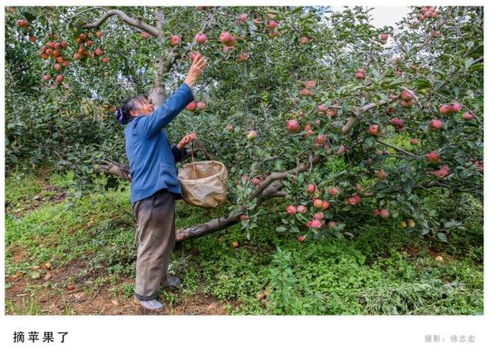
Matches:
[1,1,496,352]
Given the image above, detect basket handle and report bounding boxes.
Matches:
[189,142,198,179]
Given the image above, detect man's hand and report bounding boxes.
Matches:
[184,54,208,88]
[177,132,198,150]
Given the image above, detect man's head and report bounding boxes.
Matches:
[116,95,155,124]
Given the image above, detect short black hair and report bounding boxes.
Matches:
[119,95,147,122]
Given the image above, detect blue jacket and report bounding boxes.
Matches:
[125,83,194,203]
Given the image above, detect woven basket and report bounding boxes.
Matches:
[178,160,228,208]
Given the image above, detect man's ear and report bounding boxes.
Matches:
[129,109,139,117]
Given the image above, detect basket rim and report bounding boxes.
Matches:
[180,160,226,168]
[178,160,227,182]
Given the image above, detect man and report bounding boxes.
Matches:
[115,54,207,311]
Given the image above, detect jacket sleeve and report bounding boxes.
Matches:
[171,144,189,163]
[138,83,194,137]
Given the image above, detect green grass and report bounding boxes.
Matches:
[5,171,483,315]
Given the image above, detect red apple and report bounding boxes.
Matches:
[432,165,450,179]
[390,117,405,130]
[355,71,365,79]
[401,89,415,101]
[314,134,327,145]
[368,124,380,136]
[328,187,340,196]
[186,101,197,111]
[309,219,322,229]
[347,194,361,205]
[375,170,388,179]
[304,80,316,89]
[195,33,208,44]
[286,205,297,215]
[287,119,301,133]
[463,111,474,120]
[94,48,104,56]
[299,88,314,96]
[313,212,325,220]
[247,130,257,140]
[306,184,316,193]
[268,20,279,29]
[238,52,249,61]
[426,151,441,163]
[449,102,462,113]
[439,104,451,115]
[297,205,307,214]
[379,209,390,218]
[429,119,444,130]
[240,13,249,23]
[313,199,323,209]
[17,19,29,27]
[189,51,201,60]
[170,35,182,46]
[219,32,236,47]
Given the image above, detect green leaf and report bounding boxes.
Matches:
[413,79,431,89]
[276,226,287,232]
[444,220,461,229]
[464,58,475,69]
[437,232,448,242]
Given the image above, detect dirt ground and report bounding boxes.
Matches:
[5,259,230,316]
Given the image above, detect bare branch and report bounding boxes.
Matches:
[94,159,131,181]
[81,9,162,37]
[175,212,242,242]
[341,97,397,135]
[248,154,321,201]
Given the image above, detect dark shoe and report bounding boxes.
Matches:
[133,297,164,311]
[162,275,182,289]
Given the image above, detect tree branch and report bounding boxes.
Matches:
[341,97,397,135]
[94,159,131,181]
[81,9,162,37]
[248,154,321,201]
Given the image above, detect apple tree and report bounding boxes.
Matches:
[5,6,483,243]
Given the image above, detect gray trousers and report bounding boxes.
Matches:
[132,189,176,300]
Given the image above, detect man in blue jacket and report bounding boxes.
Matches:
[115,54,207,311]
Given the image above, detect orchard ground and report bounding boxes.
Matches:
[5,169,483,315]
